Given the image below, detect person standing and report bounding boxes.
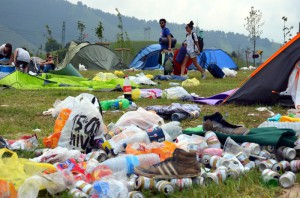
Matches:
[159,18,175,75]
[181,21,206,79]
[13,47,30,73]
[0,43,13,65]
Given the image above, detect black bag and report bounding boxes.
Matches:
[207,64,225,78]
[187,32,204,52]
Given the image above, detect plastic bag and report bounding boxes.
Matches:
[182,78,200,87]
[0,148,55,190]
[43,108,72,148]
[162,86,190,100]
[58,97,105,153]
[93,72,118,81]
[113,107,164,131]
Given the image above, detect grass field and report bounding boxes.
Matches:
[0,69,298,197]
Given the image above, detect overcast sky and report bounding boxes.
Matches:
[67,0,299,43]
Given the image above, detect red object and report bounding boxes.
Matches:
[172,49,193,75]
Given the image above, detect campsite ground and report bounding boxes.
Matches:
[0,69,299,197]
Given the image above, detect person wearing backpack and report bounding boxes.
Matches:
[181,21,206,79]
[158,18,176,75]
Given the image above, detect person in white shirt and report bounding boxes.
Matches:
[13,47,30,73]
[181,21,206,79]
[0,43,13,65]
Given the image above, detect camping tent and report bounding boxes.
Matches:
[224,33,300,107]
[189,49,238,70]
[57,41,126,71]
[129,44,164,70]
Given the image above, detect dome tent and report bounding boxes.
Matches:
[57,41,126,71]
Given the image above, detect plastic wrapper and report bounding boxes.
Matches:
[8,134,38,151]
[126,141,177,161]
[31,146,82,164]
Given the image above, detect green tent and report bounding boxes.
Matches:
[0,71,137,91]
[57,41,127,71]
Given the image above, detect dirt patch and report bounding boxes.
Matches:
[280,183,300,198]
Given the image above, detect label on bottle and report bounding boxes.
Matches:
[123,85,132,93]
[147,127,165,142]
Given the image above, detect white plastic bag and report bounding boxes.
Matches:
[162,86,190,100]
[113,107,164,131]
[58,97,105,153]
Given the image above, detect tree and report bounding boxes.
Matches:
[115,8,131,64]
[44,25,61,52]
[77,20,86,42]
[244,6,264,67]
[282,16,293,45]
[115,8,125,48]
[95,21,104,41]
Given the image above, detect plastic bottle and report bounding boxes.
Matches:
[100,154,160,175]
[123,76,132,101]
[102,123,179,154]
[100,99,130,111]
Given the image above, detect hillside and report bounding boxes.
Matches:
[0,0,281,61]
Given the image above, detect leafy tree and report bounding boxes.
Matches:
[44,25,61,52]
[77,20,86,42]
[95,21,104,41]
[244,6,264,67]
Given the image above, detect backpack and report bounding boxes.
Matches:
[186,32,204,52]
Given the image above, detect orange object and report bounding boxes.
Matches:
[126,141,177,161]
[0,180,17,198]
[91,165,113,182]
[279,116,300,122]
[43,108,72,148]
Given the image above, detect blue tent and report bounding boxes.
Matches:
[129,44,163,70]
[189,49,238,70]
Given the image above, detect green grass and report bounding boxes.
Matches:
[0,69,293,197]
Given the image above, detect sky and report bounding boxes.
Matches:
[67,0,299,43]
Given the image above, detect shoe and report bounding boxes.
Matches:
[134,148,201,179]
[201,73,206,79]
[203,112,249,135]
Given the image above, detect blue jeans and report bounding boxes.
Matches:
[38,64,53,73]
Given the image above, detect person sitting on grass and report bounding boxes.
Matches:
[38,52,55,73]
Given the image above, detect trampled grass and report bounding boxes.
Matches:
[0,69,293,197]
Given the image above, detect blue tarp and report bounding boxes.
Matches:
[129,44,164,70]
